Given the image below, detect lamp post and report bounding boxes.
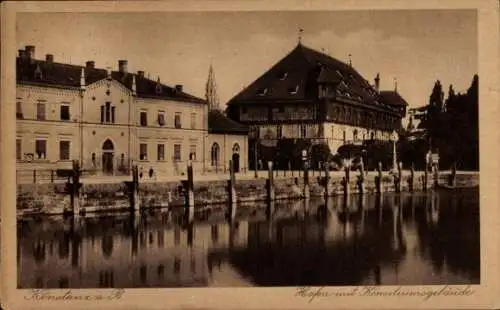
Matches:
[390,130,399,172]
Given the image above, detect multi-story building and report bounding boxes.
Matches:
[15,45,248,179]
[226,42,408,156]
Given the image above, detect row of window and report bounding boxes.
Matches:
[138,143,196,162]
[16,138,70,161]
[17,102,197,129]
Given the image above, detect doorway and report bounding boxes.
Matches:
[232,143,240,173]
[102,139,114,174]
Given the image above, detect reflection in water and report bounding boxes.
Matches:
[17,188,479,288]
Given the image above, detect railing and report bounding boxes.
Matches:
[16,169,72,184]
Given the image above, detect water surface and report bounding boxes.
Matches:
[17,188,479,288]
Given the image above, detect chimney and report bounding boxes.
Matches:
[18,49,26,58]
[45,54,54,65]
[374,73,380,92]
[137,70,145,78]
[118,60,128,74]
[175,84,183,92]
[86,61,95,70]
[25,45,35,59]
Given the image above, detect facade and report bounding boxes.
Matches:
[226,42,408,156]
[15,45,248,178]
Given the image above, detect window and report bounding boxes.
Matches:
[300,124,307,138]
[111,106,116,123]
[174,113,181,129]
[140,111,147,126]
[35,139,47,159]
[343,130,346,143]
[139,143,148,160]
[100,106,105,123]
[92,153,96,166]
[16,139,21,160]
[157,144,165,161]
[36,103,46,120]
[257,88,268,96]
[189,145,196,161]
[59,141,70,160]
[276,125,283,138]
[158,111,165,126]
[288,85,299,95]
[211,143,220,167]
[278,71,288,80]
[60,105,70,121]
[105,102,111,123]
[173,144,181,161]
[190,113,196,129]
[16,102,22,119]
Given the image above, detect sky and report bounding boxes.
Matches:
[17,10,477,113]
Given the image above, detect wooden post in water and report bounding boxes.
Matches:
[266,161,275,218]
[343,165,350,196]
[324,165,331,199]
[376,162,383,194]
[409,162,415,192]
[395,162,402,193]
[433,161,439,188]
[130,165,141,214]
[303,160,310,201]
[449,162,457,188]
[185,160,195,223]
[358,161,365,194]
[227,160,237,222]
[71,160,82,216]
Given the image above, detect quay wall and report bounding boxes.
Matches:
[16,171,479,216]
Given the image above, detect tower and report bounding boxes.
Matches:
[206,63,220,111]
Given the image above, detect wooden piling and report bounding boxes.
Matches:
[423,167,429,191]
[433,162,439,188]
[343,166,350,196]
[376,162,383,194]
[227,160,237,222]
[303,161,310,200]
[357,161,365,194]
[324,165,331,198]
[395,162,402,193]
[409,163,415,192]
[130,165,141,214]
[185,160,195,223]
[266,161,275,218]
[71,160,82,216]
[449,162,457,188]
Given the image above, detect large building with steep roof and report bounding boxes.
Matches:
[16,45,248,180]
[226,42,408,160]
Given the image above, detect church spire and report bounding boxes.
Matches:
[206,63,220,111]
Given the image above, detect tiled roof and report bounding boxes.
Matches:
[16,57,206,103]
[208,110,248,135]
[379,91,409,107]
[227,43,402,113]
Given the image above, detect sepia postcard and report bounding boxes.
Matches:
[1,0,499,309]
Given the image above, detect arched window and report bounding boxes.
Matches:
[211,143,220,167]
[232,143,240,153]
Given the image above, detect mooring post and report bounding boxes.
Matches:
[303,160,310,201]
[358,161,365,194]
[227,160,237,222]
[423,163,429,191]
[343,165,350,196]
[71,160,82,216]
[266,161,275,218]
[395,161,402,193]
[130,165,141,214]
[185,160,195,223]
[376,161,383,194]
[433,162,439,188]
[449,162,457,188]
[409,162,415,192]
[324,164,331,199]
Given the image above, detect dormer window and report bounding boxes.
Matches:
[34,64,43,80]
[278,71,288,80]
[155,84,162,94]
[257,88,268,96]
[157,111,165,126]
[288,85,299,95]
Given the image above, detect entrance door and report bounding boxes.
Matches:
[232,153,240,173]
[102,139,114,175]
